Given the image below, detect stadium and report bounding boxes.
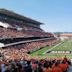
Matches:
[0,9,72,72]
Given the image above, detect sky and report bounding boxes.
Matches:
[0,0,72,32]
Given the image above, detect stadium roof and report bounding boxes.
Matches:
[0,9,43,25]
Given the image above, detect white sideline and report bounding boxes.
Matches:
[43,41,65,54]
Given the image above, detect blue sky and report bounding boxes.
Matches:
[0,0,72,32]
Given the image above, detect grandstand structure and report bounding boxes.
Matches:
[56,33,72,41]
[0,9,57,54]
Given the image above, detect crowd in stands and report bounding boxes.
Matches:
[0,51,71,72]
[0,40,57,60]
[0,18,62,72]
[0,26,70,72]
[2,39,57,54]
[0,10,70,72]
[0,27,31,38]
[0,27,54,38]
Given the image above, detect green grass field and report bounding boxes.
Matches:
[30,40,72,59]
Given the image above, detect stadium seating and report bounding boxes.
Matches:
[0,24,54,38]
[0,9,60,72]
[0,51,70,72]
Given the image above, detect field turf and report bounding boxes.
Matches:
[30,40,72,59]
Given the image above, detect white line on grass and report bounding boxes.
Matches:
[43,41,66,54]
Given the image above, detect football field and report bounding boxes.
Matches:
[30,40,72,59]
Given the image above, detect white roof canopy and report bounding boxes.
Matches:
[0,22,10,28]
[0,43,4,48]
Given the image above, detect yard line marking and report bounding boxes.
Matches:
[43,41,68,54]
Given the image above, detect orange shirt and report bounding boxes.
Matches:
[58,63,68,71]
[44,68,52,72]
[52,66,62,72]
